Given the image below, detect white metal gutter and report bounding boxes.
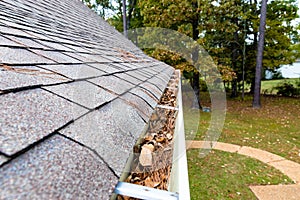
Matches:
[113,70,190,199]
[168,70,190,199]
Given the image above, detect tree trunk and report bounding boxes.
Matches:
[253,0,267,108]
[231,17,239,98]
[127,0,137,28]
[250,78,255,94]
[231,79,238,98]
[122,0,128,37]
[191,72,202,109]
[191,1,202,109]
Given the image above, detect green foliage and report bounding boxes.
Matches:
[82,0,143,30]
[84,0,299,97]
[81,0,112,17]
[275,79,300,97]
[138,0,238,83]
[139,0,200,35]
[263,0,299,68]
[138,0,299,94]
[199,79,208,92]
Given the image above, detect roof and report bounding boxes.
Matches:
[0,0,174,199]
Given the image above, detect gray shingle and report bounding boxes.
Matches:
[60,99,146,176]
[114,72,144,85]
[120,92,153,122]
[0,25,30,37]
[5,35,50,49]
[0,155,8,165]
[43,81,116,109]
[30,50,80,63]
[0,0,176,198]
[122,62,141,69]
[129,87,158,108]
[31,39,73,51]
[0,135,117,200]
[140,67,159,76]
[148,76,169,92]
[110,63,130,71]
[74,53,113,63]
[0,89,87,155]
[137,69,154,78]
[0,47,54,64]
[156,72,172,82]
[88,63,123,73]
[46,34,80,46]
[62,52,100,63]
[38,64,105,80]
[1,19,37,32]
[139,82,163,100]
[23,30,52,40]
[61,44,92,53]
[0,65,70,90]
[126,70,149,81]
[0,35,24,47]
[100,54,124,62]
[89,75,135,95]
[163,66,175,77]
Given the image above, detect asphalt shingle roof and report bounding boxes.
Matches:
[0,0,174,199]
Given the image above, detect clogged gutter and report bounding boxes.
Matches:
[118,72,179,199]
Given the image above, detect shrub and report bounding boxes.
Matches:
[275,81,300,97]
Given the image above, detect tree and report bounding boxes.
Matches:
[202,0,299,96]
[81,0,111,17]
[84,0,299,102]
[82,0,143,31]
[247,0,299,93]
[199,0,244,97]
[139,0,210,109]
[122,0,127,37]
[253,0,267,108]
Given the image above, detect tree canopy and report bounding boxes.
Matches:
[83,0,300,102]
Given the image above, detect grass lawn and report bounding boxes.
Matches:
[185,94,300,163]
[188,149,292,200]
[183,91,300,199]
[261,78,299,94]
[232,78,299,94]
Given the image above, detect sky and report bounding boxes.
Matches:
[279,62,300,78]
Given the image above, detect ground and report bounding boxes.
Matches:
[184,86,300,199]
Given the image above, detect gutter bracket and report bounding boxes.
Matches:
[156,104,179,111]
[114,181,179,200]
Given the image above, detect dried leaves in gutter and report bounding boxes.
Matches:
[117,73,179,200]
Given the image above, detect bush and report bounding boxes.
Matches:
[275,81,300,97]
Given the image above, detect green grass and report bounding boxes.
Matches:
[188,149,293,200]
[184,92,300,199]
[186,94,300,163]
[261,78,299,94]
[236,78,299,94]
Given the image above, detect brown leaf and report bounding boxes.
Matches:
[139,146,153,166]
